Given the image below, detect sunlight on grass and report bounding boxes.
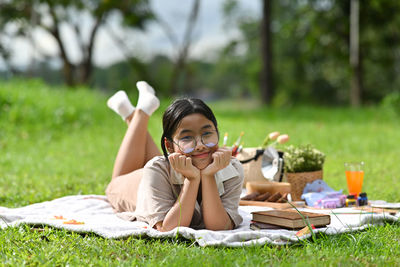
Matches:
[1,79,400,265]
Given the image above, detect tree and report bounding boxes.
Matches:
[218,0,400,106]
[216,0,263,99]
[350,0,361,107]
[0,0,152,86]
[260,0,273,105]
[295,0,400,105]
[157,0,201,96]
[221,0,274,103]
[99,0,202,96]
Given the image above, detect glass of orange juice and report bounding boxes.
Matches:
[344,162,364,197]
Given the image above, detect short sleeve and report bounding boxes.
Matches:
[220,158,244,228]
[134,157,177,228]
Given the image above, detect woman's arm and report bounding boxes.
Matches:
[155,178,200,232]
[200,148,234,230]
[155,153,201,232]
[201,174,234,230]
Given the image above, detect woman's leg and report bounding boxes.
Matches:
[107,110,159,212]
[106,82,160,212]
[110,82,160,179]
[107,109,161,213]
[144,132,162,162]
[125,113,161,165]
[112,109,152,179]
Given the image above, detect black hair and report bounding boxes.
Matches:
[161,98,219,159]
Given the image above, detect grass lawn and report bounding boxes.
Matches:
[1,79,400,266]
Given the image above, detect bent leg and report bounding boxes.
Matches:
[125,113,161,164]
[112,109,150,179]
[145,132,162,162]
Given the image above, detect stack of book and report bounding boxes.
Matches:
[250,209,331,230]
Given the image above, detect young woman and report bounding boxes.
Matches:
[105,81,244,232]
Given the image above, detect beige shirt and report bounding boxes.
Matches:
[134,156,244,229]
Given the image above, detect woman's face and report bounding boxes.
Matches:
[171,113,219,170]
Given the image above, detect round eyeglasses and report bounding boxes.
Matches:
[173,130,219,154]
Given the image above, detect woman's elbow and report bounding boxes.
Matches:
[205,220,234,231]
[154,221,191,232]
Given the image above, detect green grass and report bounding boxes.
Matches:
[1,79,400,266]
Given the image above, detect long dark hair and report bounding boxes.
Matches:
[161,98,219,159]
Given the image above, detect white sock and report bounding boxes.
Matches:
[136,92,160,116]
[107,90,135,120]
[136,81,155,95]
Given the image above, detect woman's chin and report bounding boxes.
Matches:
[193,161,208,170]
[192,158,212,170]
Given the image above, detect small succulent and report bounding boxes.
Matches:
[283,144,325,173]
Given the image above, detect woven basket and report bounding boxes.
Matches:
[286,170,323,201]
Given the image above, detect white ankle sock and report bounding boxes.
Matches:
[107,90,135,120]
[136,92,160,116]
[136,81,155,95]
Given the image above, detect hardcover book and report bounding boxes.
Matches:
[249,221,283,230]
[251,210,331,229]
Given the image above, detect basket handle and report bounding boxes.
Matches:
[239,149,265,164]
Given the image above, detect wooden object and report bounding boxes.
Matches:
[239,200,305,209]
[241,181,297,209]
[240,192,260,201]
[251,209,331,229]
[253,192,271,201]
[246,181,291,195]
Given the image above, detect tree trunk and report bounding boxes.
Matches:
[350,0,362,106]
[49,7,76,87]
[260,0,273,105]
[80,15,103,85]
[104,24,153,85]
[168,0,200,96]
[169,57,185,96]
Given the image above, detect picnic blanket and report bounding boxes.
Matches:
[0,195,399,247]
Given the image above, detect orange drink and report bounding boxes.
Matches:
[344,162,364,197]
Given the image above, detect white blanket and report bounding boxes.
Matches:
[0,195,399,247]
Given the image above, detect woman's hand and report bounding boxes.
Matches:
[201,147,231,178]
[168,153,201,181]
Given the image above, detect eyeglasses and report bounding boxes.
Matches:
[172,130,219,154]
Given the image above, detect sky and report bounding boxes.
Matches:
[0,0,261,70]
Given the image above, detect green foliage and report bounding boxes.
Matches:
[1,79,400,265]
[217,0,400,105]
[381,91,400,115]
[0,79,105,134]
[283,144,326,173]
[0,0,153,85]
[0,223,399,266]
[3,1,400,104]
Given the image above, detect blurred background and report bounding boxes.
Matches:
[1,0,400,107]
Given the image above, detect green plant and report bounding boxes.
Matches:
[283,144,325,173]
[381,91,400,115]
[2,79,400,265]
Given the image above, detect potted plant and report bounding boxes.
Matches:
[283,144,326,201]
